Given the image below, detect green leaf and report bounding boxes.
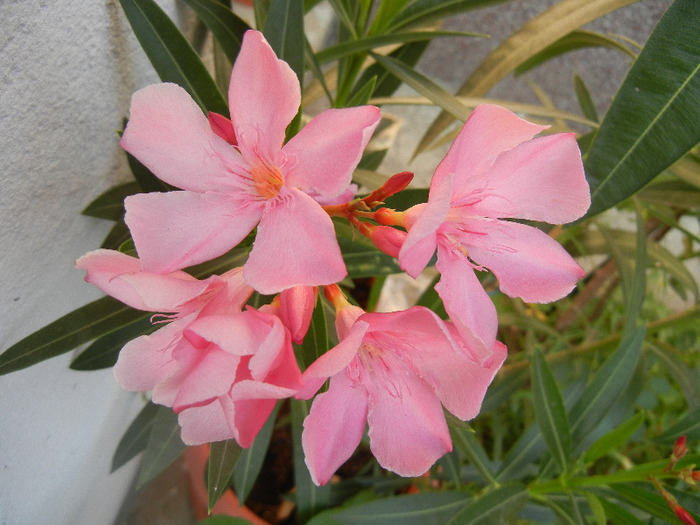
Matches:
[353,41,429,100]
[583,411,645,463]
[367,0,411,35]
[574,74,599,123]
[331,492,470,524]
[197,516,254,525]
[69,315,155,371]
[496,418,548,481]
[182,0,250,64]
[655,404,700,444]
[337,234,402,278]
[347,76,378,108]
[532,348,571,473]
[208,439,243,513]
[316,31,484,65]
[450,426,495,483]
[446,483,528,524]
[583,491,607,525]
[119,0,228,114]
[515,29,636,76]
[101,220,133,250]
[584,0,700,216]
[298,294,329,370]
[137,405,187,487]
[126,151,173,193]
[638,179,700,208]
[598,498,647,525]
[370,52,473,121]
[608,483,681,523]
[416,0,638,156]
[111,401,160,472]
[568,326,645,449]
[291,399,331,522]
[388,0,508,32]
[81,182,140,221]
[0,297,145,375]
[233,402,280,505]
[264,0,304,87]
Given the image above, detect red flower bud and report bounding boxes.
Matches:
[674,505,697,525]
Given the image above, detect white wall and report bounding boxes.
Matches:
[0,1,187,523]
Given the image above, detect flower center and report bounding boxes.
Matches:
[251,165,284,199]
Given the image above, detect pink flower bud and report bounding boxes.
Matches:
[208,112,237,145]
[370,225,407,257]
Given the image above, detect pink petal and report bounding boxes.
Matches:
[230,397,278,448]
[434,243,498,361]
[230,380,298,401]
[178,397,237,445]
[283,106,381,197]
[125,190,262,274]
[460,218,585,303]
[113,317,188,393]
[365,354,452,477]
[419,336,507,421]
[302,372,368,485]
[244,187,346,294]
[279,286,317,344]
[200,267,254,315]
[399,171,453,278]
[296,321,368,399]
[184,313,271,357]
[461,133,590,223]
[170,347,239,411]
[76,249,213,311]
[228,30,300,164]
[434,104,547,199]
[120,83,246,193]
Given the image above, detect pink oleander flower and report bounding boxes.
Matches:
[297,289,506,485]
[399,104,590,354]
[75,249,302,446]
[120,30,380,294]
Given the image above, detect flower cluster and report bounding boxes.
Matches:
[76,30,590,484]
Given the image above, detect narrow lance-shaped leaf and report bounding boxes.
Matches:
[70,315,155,371]
[182,0,250,64]
[111,401,160,473]
[0,296,146,375]
[137,405,187,488]
[329,492,471,524]
[119,0,228,114]
[81,182,140,221]
[208,439,243,512]
[315,31,485,65]
[584,0,700,216]
[298,294,329,370]
[568,326,645,450]
[514,29,636,76]
[655,404,700,444]
[415,0,638,156]
[531,348,571,473]
[291,399,331,522]
[446,483,528,525]
[583,411,645,463]
[233,402,281,505]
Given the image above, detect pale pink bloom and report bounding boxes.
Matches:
[120,30,380,293]
[399,105,590,355]
[297,304,505,485]
[75,249,302,446]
